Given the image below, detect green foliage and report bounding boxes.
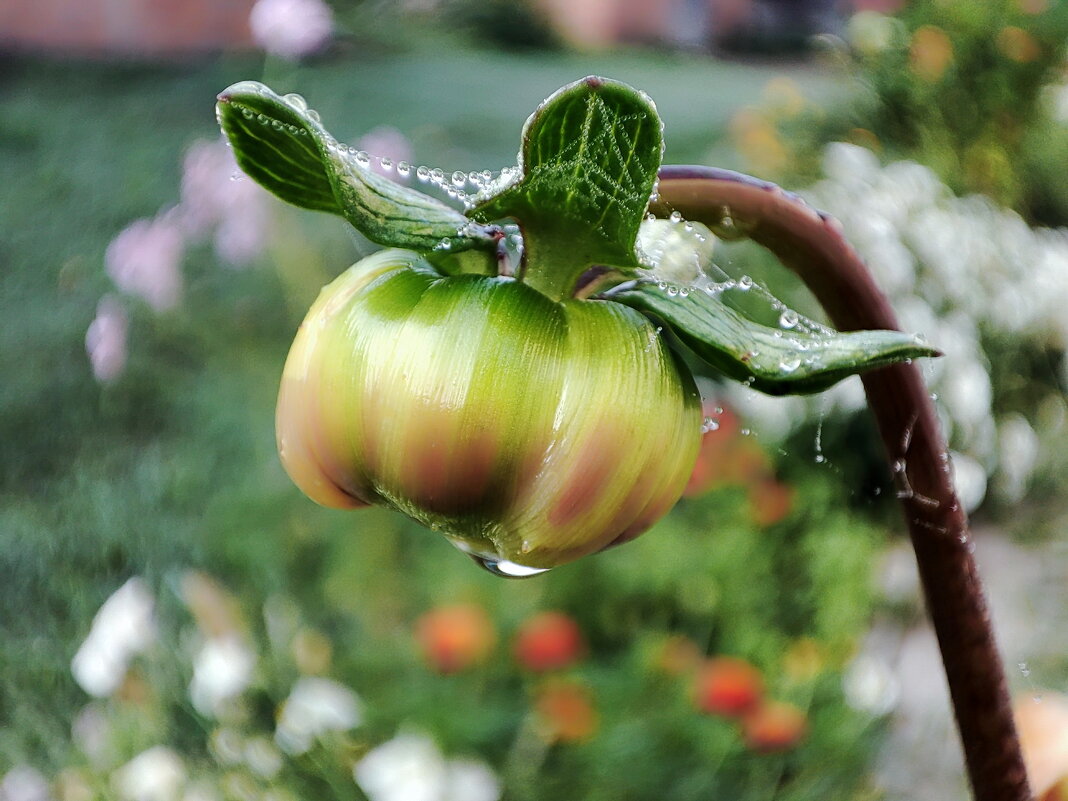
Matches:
[780,0,1068,223]
[2,48,891,798]
[610,279,938,395]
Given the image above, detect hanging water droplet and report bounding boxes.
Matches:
[470,554,549,578]
[669,211,683,223]
[779,309,799,329]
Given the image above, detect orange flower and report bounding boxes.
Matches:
[1014,693,1068,800]
[909,25,954,82]
[415,604,495,674]
[748,479,794,527]
[694,657,764,717]
[514,611,585,672]
[996,26,1041,63]
[742,700,807,752]
[534,680,598,743]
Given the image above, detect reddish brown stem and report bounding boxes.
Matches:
[655,166,1031,801]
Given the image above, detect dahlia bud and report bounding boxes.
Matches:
[277,248,702,571]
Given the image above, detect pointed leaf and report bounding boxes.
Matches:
[608,281,940,396]
[471,77,663,298]
[216,81,495,252]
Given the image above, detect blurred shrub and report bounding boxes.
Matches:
[442,0,560,51]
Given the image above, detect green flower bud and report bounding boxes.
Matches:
[277,249,702,572]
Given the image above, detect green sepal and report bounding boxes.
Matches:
[216,81,496,253]
[608,280,940,396]
[471,76,663,299]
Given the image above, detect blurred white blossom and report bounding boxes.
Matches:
[249,0,334,60]
[189,635,256,717]
[0,766,51,801]
[106,214,184,311]
[803,143,1068,507]
[843,654,900,716]
[353,732,500,801]
[71,577,156,697]
[275,677,362,754]
[85,295,128,383]
[112,746,185,801]
[997,414,1040,503]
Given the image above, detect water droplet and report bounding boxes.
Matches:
[354,150,370,167]
[666,286,679,297]
[430,168,445,184]
[379,157,393,170]
[470,554,548,579]
[416,165,430,181]
[701,416,720,433]
[679,287,690,297]
[240,107,254,120]
[779,357,801,373]
[396,161,411,177]
[451,171,466,187]
[669,211,683,223]
[740,428,751,436]
[306,109,321,123]
[1019,662,1031,677]
[283,92,307,110]
[779,310,799,329]
[738,275,754,290]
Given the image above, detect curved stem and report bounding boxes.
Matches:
[655,166,1031,801]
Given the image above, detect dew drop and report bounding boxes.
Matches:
[470,555,549,579]
[738,275,754,290]
[416,165,430,181]
[779,357,801,373]
[379,157,393,170]
[283,92,307,110]
[306,109,321,123]
[669,211,683,224]
[354,150,370,167]
[779,309,799,329]
[666,285,679,297]
[1019,662,1031,677]
[701,416,720,433]
[451,170,466,187]
[430,167,445,184]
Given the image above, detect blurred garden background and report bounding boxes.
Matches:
[3,0,1068,799]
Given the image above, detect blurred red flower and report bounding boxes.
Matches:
[742,700,807,753]
[694,656,764,718]
[513,611,585,672]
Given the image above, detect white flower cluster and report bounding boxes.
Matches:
[59,574,502,801]
[796,142,1064,507]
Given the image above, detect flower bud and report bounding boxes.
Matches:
[277,249,702,571]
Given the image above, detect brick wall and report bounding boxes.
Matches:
[0,0,255,56]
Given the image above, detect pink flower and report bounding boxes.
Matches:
[178,137,271,267]
[105,214,184,311]
[249,0,334,60]
[85,295,128,383]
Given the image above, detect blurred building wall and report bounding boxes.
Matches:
[0,0,254,56]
